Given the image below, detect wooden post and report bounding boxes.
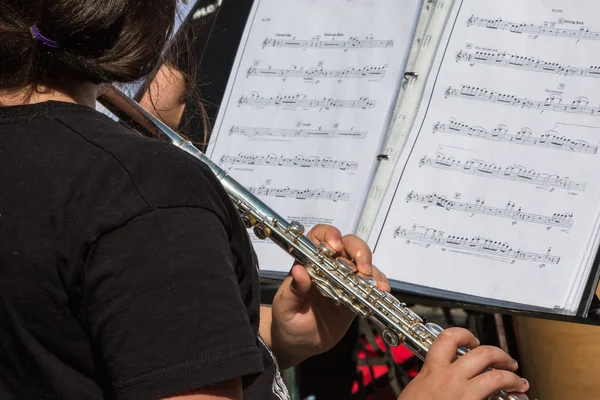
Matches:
[513,287,600,400]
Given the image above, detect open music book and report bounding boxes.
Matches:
[359,0,600,322]
[206,0,600,322]
[103,0,600,323]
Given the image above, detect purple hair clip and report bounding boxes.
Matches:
[30,24,59,49]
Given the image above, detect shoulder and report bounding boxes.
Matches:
[54,106,234,225]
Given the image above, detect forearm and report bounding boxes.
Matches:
[259,305,273,351]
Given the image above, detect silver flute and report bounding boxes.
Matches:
[100,86,525,400]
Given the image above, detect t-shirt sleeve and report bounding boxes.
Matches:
[81,206,264,400]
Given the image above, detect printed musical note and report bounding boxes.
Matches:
[405,191,574,228]
[262,36,395,49]
[238,93,377,109]
[433,119,598,154]
[456,50,600,79]
[229,125,367,139]
[393,224,561,264]
[248,185,350,202]
[419,153,586,191]
[219,153,359,171]
[246,64,387,80]
[466,16,600,41]
[445,85,600,116]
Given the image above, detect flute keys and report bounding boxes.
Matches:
[411,324,436,343]
[356,274,377,289]
[334,257,355,276]
[241,214,254,229]
[425,323,443,337]
[382,328,401,346]
[382,291,398,305]
[287,221,305,237]
[317,243,336,257]
[253,224,270,240]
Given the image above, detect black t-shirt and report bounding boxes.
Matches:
[0,101,290,400]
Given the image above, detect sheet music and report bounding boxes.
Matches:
[369,0,600,314]
[208,0,423,273]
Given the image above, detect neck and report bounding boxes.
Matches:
[0,83,98,108]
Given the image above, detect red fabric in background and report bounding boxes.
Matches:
[352,335,419,399]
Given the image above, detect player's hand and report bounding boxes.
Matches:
[270,224,389,366]
[398,327,530,400]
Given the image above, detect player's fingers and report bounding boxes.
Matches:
[452,345,519,379]
[469,370,529,400]
[424,327,480,368]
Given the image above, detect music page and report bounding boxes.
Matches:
[370,0,600,314]
[207,0,423,273]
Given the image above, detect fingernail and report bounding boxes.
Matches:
[523,379,528,386]
[513,358,518,364]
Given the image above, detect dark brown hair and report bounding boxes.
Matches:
[0,0,180,90]
[0,0,212,144]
